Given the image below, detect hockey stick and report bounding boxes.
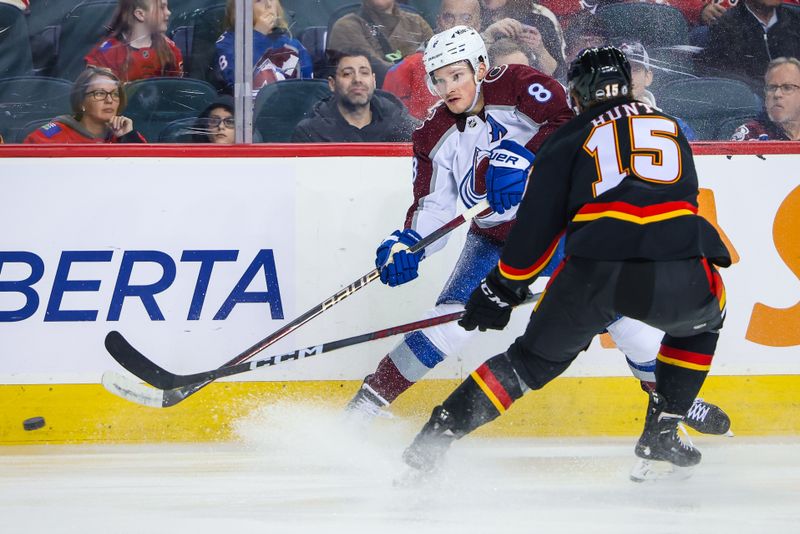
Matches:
[102,291,542,407]
[104,200,490,408]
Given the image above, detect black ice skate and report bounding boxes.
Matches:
[402,406,458,473]
[684,397,733,436]
[631,392,701,482]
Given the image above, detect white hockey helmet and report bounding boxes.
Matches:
[423,25,489,96]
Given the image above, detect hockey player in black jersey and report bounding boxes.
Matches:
[402,46,731,480]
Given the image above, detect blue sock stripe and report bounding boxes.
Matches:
[626,357,656,373]
[403,330,446,369]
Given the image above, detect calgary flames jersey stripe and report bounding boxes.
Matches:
[498,231,564,281]
[572,201,698,225]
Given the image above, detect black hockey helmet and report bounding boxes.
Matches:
[567,46,632,111]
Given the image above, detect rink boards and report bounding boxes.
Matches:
[0,143,798,443]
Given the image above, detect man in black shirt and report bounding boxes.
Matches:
[402,46,731,481]
[292,49,418,142]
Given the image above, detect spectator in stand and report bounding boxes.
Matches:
[732,56,800,140]
[481,0,567,78]
[538,0,720,34]
[214,0,313,95]
[695,0,800,89]
[488,37,536,67]
[191,97,235,143]
[327,0,433,85]
[383,0,482,119]
[562,12,607,69]
[619,41,697,140]
[292,49,417,142]
[25,67,146,143]
[85,0,182,83]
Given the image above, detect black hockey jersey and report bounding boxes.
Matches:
[498,98,731,283]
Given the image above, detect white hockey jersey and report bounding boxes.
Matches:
[405,63,574,255]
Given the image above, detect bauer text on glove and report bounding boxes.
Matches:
[485,139,535,215]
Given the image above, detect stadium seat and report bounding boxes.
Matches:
[253,78,331,142]
[284,0,351,36]
[158,117,202,142]
[598,3,689,48]
[0,76,72,142]
[123,77,217,142]
[659,77,762,140]
[0,4,34,79]
[54,0,118,81]
[168,3,226,83]
[169,0,219,20]
[297,26,328,77]
[646,46,696,95]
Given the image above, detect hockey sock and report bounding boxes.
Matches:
[441,353,525,436]
[655,331,719,416]
[363,356,414,404]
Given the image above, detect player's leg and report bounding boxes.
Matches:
[346,232,504,416]
[403,257,615,471]
[606,317,731,435]
[617,258,727,471]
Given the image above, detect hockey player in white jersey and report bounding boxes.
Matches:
[347,26,730,436]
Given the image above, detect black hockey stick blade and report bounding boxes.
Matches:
[105,331,178,390]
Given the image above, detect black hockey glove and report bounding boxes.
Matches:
[460,267,529,332]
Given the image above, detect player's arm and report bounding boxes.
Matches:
[460,138,570,331]
[482,68,572,216]
[376,133,458,287]
[515,70,574,154]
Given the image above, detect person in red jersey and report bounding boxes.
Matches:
[85,0,182,83]
[25,67,146,143]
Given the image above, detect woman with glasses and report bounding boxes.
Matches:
[190,97,235,144]
[25,67,146,144]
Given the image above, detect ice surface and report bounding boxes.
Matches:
[1,402,798,534]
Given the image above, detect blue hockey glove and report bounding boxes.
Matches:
[485,140,535,214]
[375,229,425,287]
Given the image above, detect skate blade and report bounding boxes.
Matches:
[629,458,695,483]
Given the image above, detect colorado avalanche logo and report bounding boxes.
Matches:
[459,147,490,207]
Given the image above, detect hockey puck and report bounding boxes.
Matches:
[23,416,45,431]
